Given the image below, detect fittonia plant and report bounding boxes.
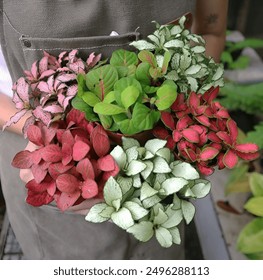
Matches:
[86,137,211,248]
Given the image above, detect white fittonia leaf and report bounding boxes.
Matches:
[110,145,127,169]
[145,139,167,155]
[122,137,140,150]
[170,25,182,35]
[103,177,122,207]
[171,161,200,180]
[133,174,142,188]
[212,66,224,81]
[123,201,149,220]
[164,39,184,49]
[191,46,206,53]
[130,40,156,51]
[116,176,133,195]
[153,157,172,173]
[155,227,173,248]
[162,208,183,228]
[99,206,115,219]
[111,207,134,230]
[187,77,198,91]
[141,160,154,180]
[169,227,181,244]
[112,199,121,211]
[142,195,162,209]
[160,177,188,195]
[191,179,211,198]
[126,146,139,163]
[140,182,159,201]
[179,50,192,70]
[85,203,109,223]
[127,221,154,242]
[165,70,179,81]
[181,200,195,224]
[153,208,168,225]
[143,150,154,160]
[156,148,171,163]
[172,194,181,210]
[185,65,202,75]
[126,160,146,176]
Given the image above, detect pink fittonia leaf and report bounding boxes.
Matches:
[97,155,116,171]
[2,109,28,130]
[216,131,232,146]
[56,191,81,211]
[195,115,211,127]
[236,151,260,161]
[91,125,110,157]
[81,179,98,199]
[87,52,101,67]
[43,104,64,114]
[26,190,53,207]
[235,143,259,154]
[227,119,238,142]
[12,150,33,169]
[182,128,200,143]
[76,158,95,180]
[223,149,238,169]
[27,125,44,146]
[172,130,182,142]
[161,112,175,130]
[37,81,51,93]
[48,162,74,180]
[199,147,219,161]
[56,174,79,193]
[67,84,78,96]
[56,73,76,83]
[32,106,52,126]
[39,69,56,80]
[30,61,38,80]
[72,140,90,161]
[38,56,48,74]
[31,164,47,183]
[41,144,62,162]
[16,77,30,102]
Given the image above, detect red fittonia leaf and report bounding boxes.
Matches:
[182,128,200,143]
[48,162,74,180]
[202,86,219,104]
[152,126,169,139]
[61,143,73,165]
[216,131,232,146]
[76,158,95,180]
[12,150,34,169]
[56,191,81,211]
[31,150,42,165]
[31,164,48,183]
[235,143,259,154]
[91,125,110,157]
[195,115,211,127]
[188,91,200,109]
[197,163,214,176]
[176,115,193,131]
[27,125,44,146]
[166,136,176,150]
[81,179,98,199]
[41,144,62,162]
[172,130,182,142]
[236,151,260,161]
[161,112,175,130]
[26,190,54,207]
[223,149,238,169]
[102,161,120,181]
[72,140,90,161]
[199,147,219,161]
[227,119,238,142]
[97,155,116,171]
[56,174,80,193]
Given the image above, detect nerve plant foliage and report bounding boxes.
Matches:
[5,16,259,248]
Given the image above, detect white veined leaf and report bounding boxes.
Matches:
[171,161,200,180]
[140,182,159,200]
[156,148,171,163]
[169,227,181,244]
[212,66,224,81]
[155,227,173,248]
[179,50,192,70]
[164,39,184,49]
[127,221,154,242]
[187,77,198,91]
[122,137,140,150]
[142,195,162,208]
[156,54,164,68]
[145,139,167,155]
[182,187,196,199]
[191,179,211,198]
[141,160,154,180]
[112,198,121,211]
[214,78,225,87]
[126,160,146,176]
[103,177,122,207]
[153,208,168,225]
[147,34,160,46]
[110,145,127,169]
[185,65,202,75]
[165,70,179,81]
[162,208,183,228]
[111,207,134,230]
[172,194,181,210]
[126,146,139,163]
[179,15,186,28]
[99,206,115,219]
[153,203,165,216]
[170,25,182,35]
[160,177,188,195]
[191,46,206,53]
[153,157,172,173]
[143,150,154,160]
[181,200,195,224]
[123,201,149,220]
[85,203,109,223]
[171,53,181,69]
[116,176,133,195]
[133,174,142,188]
[130,40,156,51]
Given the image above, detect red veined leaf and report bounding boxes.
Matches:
[56,174,79,193]
[27,125,44,146]
[207,131,221,143]
[61,143,73,165]
[152,126,169,139]
[197,163,214,176]
[12,150,34,169]
[48,162,74,180]
[31,150,42,165]
[176,115,193,131]
[102,161,120,181]
[216,131,232,145]
[223,149,238,169]
[202,86,219,103]
[76,158,95,180]
[26,176,54,192]
[31,164,48,183]
[227,119,238,142]
[81,179,98,199]
[172,130,182,142]
[56,191,81,211]
[72,140,90,161]
[97,155,116,171]
[166,136,176,150]
[235,143,259,154]
[199,147,219,161]
[216,109,229,119]
[41,144,62,162]
[26,190,53,207]
[195,115,211,127]
[236,151,260,161]
[40,122,58,145]
[182,128,200,143]
[161,112,175,130]
[91,125,110,157]
[188,91,200,109]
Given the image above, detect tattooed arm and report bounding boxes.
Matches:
[192,0,229,62]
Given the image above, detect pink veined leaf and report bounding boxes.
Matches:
[56,191,81,211]
[188,91,200,109]
[58,51,68,65]
[62,96,74,110]
[81,179,98,199]
[43,104,64,114]
[236,151,260,161]
[68,60,85,74]
[32,106,52,126]
[72,140,90,161]
[161,112,175,130]
[38,56,48,74]
[2,109,28,130]
[26,190,53,207]
[56,73,76,83]
[48,162,74,180]
[91,125,110,157]
[195,115,211,127]
[31,61,39,80]
[216,131,232,146]
[182,128,200,143]
[97,155,116,171]
[12,92,24,109]
[68,49,78,62]
[76,158,95,180]
[22,116,35,137]
[66,84,78,96]
[41,144,62,162]
[27,124,44,146]
[227,119,238,142]
[199,147,219,161]
[152,126,169,139]
[223,149,239,169]
[56,174,80,193]
[12,150,34,169]
[31,164,48,183]
[39,69,56,80]
[172,130,182,142]
[235,143,259,154]
[87,52,102,67]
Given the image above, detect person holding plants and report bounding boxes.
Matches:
[0,0,229,259]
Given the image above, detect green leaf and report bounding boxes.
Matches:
[160,177,188,195]
[98,114,113,130]
[71,96,93,114]
[155,84,178,110]
[140,182,159,200]
[191,179,211,198]
[153,208,168,225]
[123,201,149,220]
[127,221,154,242]
[111,207,134,230]
[110,145,127,169]
[126,160,146,176]
[121,85,140,109]
[110,49,138,67]
[237,218,263,254]
[136,62,151,85]
[169,227,181,244]
[82,91,101,106]
[249,172,263,197]
[230,55,250,70]
[103,177,122,207]
[138,50,157,67]
[85,203,109,223]
[171,161,200,180]
[155,227,173,248]
[76,74,87,97]
[181,200,195,224]
[94,102,126,115]
[86,65,118,98]
[118,119,140,135]
[244,197,263,217]
[103,91,116,103]
[153,157,172,173]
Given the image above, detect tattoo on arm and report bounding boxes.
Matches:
[205,13,219,25]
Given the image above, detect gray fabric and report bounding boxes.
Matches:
[0,0,194,259]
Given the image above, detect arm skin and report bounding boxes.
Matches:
[192,0,229,62]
